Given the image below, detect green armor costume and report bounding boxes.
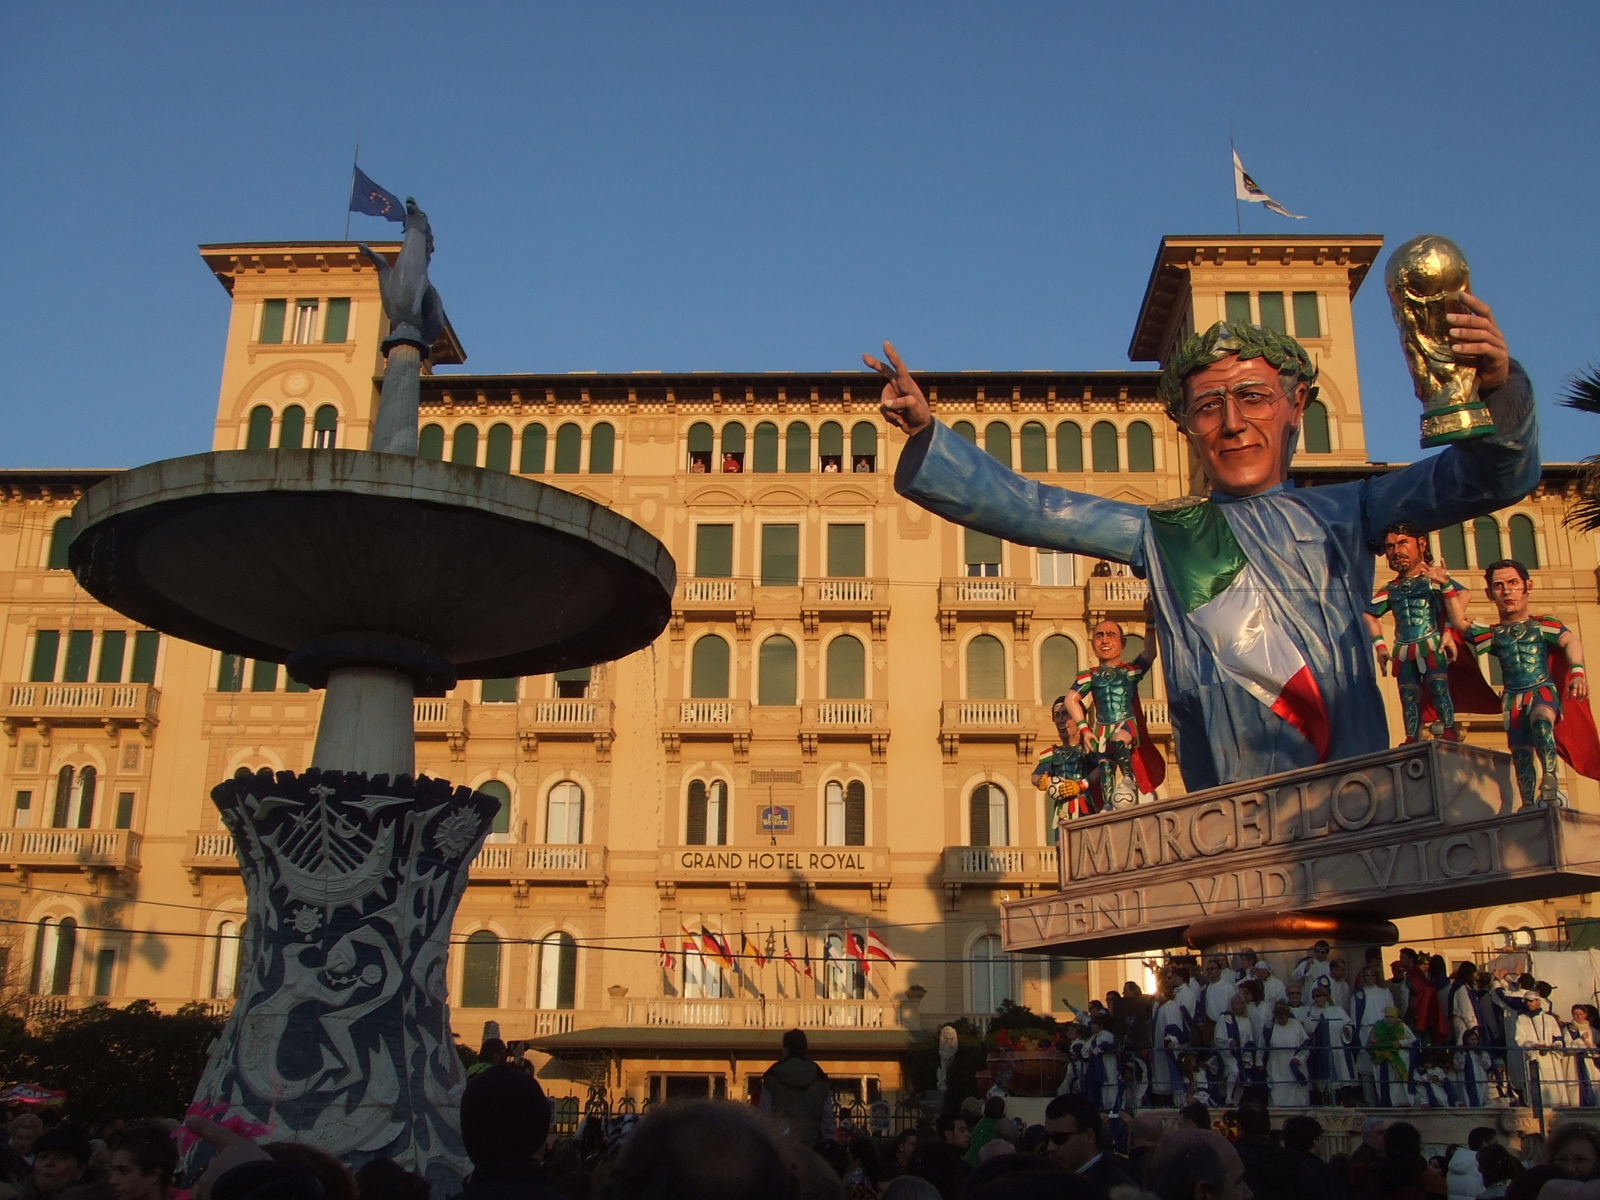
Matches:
[1071,655,1150,802]
[1370,573,1464,742]
[1033,742,1097,823]
[1465,615,1568,805]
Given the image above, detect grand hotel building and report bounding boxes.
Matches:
[0,233,1594,1106]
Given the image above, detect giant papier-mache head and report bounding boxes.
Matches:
[1158,320,1320,422]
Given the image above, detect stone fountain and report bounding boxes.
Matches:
[68,202,674,1187]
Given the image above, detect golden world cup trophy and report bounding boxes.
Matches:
[1385,234,1496,447]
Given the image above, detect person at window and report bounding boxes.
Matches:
[854,456,872,473]
[1064,620,1157,808]
[690,457,708,473]
[1032,696,1102,824]
[722,452,742,473]
[871,297,1537,789]
[758,1028,834,1151]
[822,458,841,473]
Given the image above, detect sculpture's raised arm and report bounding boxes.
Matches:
[359,198,449,455]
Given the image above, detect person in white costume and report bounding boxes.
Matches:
[1265,1001,1310,1108]
[1516,991,1571,1109]
[1303,985,1355,1102]
[1214,990,1258,1106]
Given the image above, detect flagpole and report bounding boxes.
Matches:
[344,138,360,241]
[1230,135,1241,235]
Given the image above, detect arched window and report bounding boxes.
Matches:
[459,930,501,1008]
[312,405,338,449]
[850,422,878,472]
[419,424,445,461]
[1509,514,1539,568]
[826,635,866,700]
[818,421,844,472]
[1122,633,1155,698]
[51,766,74,828]
[536,932,577,1010]
[1090,421,1119,472]
[520,423,547,473]
[758,636,797,706]
[984,422,1013,468]
[75,767,96,829]
[589,422,615,473]
[684,939,726,999]
[1020,422,1048,472]
[479,780,513,841]
[1302,400,1331,454]
[966,635,1006,699]
[784,422,811,473]
[485,423,513,472]
[686,779,728,846]
[1056,422,1083,472]
[1039,635,1080,704]
[1438,523,1469,571]
[1126,421,1154,472]
[554,423,582,473]
[690,635,730,698]
[246,406,273,450]
[970,933,1010,1015]
[825,780,866,847]
[825,932,864,1000]
[451,423,479,466]
[752,422,779,473]
[546,782,584,845]
[688,421,714,473]
[211,920,241,1000]
[1474,517,1502,568]
[969,784,1008,847]
[278,405,306,450]
[32,917,77,996]
[721,422,746,472]
[951,421,977,445]
[47,518,73,571]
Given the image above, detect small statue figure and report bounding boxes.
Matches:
[1385,234,1496,447]
[936,1024,958,1094]
[1462,559,1590,805]
[1033,697,1104,825]
[1364,522,1468,743]
[1064,620,1157,808]
[359,199,450,455]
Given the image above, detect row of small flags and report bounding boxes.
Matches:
[657,924,894,976]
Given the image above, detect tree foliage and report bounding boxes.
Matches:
[1563,366,1600,534]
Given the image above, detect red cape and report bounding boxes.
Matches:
[1131,693,1167,793]
[1419,628,1501,724]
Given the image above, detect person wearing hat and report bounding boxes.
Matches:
[457,1065,562,1200]
[1515,988,1572,1109]
[1366,1006,1418,1107]
[7,1127,110,1200]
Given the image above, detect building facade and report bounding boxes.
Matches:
[0,233,1595,1108]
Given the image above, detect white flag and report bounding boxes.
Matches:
[1233,150,1305,220]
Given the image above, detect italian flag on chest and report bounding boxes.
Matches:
[1149,500,1330,760]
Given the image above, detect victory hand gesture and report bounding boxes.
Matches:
[864,342,933,436]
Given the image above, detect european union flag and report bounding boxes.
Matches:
[349,167,403,222]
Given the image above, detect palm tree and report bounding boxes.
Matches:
[1563,366,1600,533]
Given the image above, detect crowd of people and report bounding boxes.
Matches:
[1042,946,1600,1111]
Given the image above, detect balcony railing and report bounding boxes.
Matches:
[0,828,142,873]
[1,682,160,741]
[937,579,1034,636]
[943,845,1059,884]
[516,698,615,756]
[415,698,468,731]
[624,997,900,1030]
[1088,577,1150,613]
[469,842,606,884]
[813,579,875,603]
[682,579,742,603]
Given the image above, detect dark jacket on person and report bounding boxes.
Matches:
[1289,1148,1350,1200]
[1236,1134,1300,1200]
[1081,1152,1139,1196]
[761,1055,832,1147]
[456,1159,565,1200]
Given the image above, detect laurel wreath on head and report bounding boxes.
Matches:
[1158,320,1320,419]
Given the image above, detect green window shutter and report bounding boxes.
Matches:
[686,780,708,844]
[722,422,746,457]
[312,405,338,448]
[322,297,351,344]
[752,422,779,473]
[688,422,714,453]
[419,424,445,460]
[1127,421,1155,472]
[785,423,811,473]
[216,654,244,692]
[818,421,844,459]
[984,422,1013,468]
[1474,517,1503,567]
[246,406,273,450]
[75,768,96,828]
[554,423,582,473]
[1020,422,1048,472]
[1509,515,1539,567]
[481,678,518,703]
[1091,422,1119,472]
[460,932,501,1008]
[96,631,127,683]
[113,792,134,830]
[1039,635,1079,704]
[758,637,797,706]
[550,935,577,1010]
[965,529,1003,572]
[478,781,512,835]
[1438,524,1469,571]
[827,524,866,577]
[1258,292,1287,333]
[966,634,1006,698]
[845,781,866,847]
[969,787,991,847]
[62,631,92,683]
[554,667,590,697]
[712,784,727,846]
[284,672,309,693]
[590,422,615,473]
[130,632,160,683]
[47,517,73,570]
[951,421,977,445]
[259,299,286,344]
[93,948,115,998]
[826,636,866,699]
[690,636,730,698]
[1292,292,1321,338]
[760,524,799,586]
[696,524,733,577]
[249,660,279,692]
[1056,422,1083,472]
[520,423,547,473]
[1302,400,1331,453]
[1224,292,1251,325]
[278,405,305,449]
[451,423,479,465]
[485,424,513,472]
[29,631,60,683]
[850,422,878,467]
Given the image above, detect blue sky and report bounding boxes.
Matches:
[2,2,1596,468]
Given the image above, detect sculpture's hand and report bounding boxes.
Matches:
[1447,293,1509,391]
[1375,643,1391,676]
[864,342,932,436]
[1570,671,1589,702]
[1443,636,1458,664]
